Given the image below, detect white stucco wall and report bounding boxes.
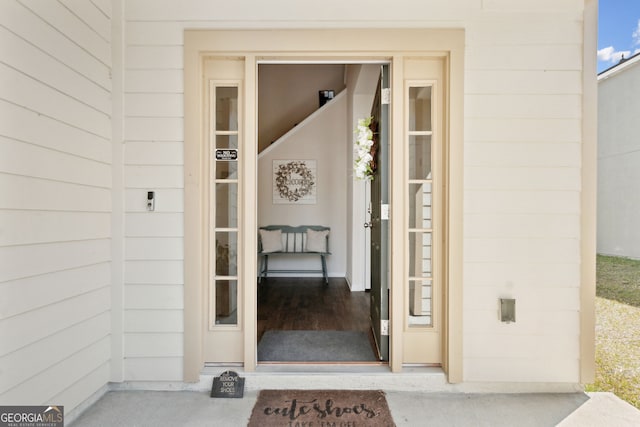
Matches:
[597,57,640,258]
[0,0,113,414]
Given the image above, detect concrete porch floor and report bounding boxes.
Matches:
[69,389,640,426]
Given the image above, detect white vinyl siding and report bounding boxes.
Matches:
[122,15,185,377]
[0,0,111,414]
[597,58,640,259]
[463,5,583,381]
[120,0,586,383]
[0,0,589,394]
[122,169,184,377]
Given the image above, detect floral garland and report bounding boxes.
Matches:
[275,161,315,202]
[354,116,376,181]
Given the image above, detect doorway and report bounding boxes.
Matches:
[255,62,388,363]
[183,28,464,380]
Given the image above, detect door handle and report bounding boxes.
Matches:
[364,222,373,228]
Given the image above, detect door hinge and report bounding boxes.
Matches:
[381,88,391,105]
[381,319,389,336]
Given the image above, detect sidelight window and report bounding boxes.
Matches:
[407,85,435,327]
[211,84,240,327]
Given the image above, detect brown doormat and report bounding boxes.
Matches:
[248,389,396,426]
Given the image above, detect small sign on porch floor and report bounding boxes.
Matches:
[210,370,244,398]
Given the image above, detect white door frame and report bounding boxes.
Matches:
[183,29,465,381]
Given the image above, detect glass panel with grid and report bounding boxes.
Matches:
[211,85,240,327]
[408,84,434,327]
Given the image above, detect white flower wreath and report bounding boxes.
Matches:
[353,116,375,181]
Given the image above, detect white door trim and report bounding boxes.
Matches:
[183,29,464,381]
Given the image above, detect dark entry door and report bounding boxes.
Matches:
[369,65,390,361]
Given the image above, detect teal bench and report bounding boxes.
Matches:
[258,225,330,284]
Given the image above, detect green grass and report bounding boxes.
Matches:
[585,255,640,409]
[595,255,640,308]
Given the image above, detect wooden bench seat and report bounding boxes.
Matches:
[258,225,330,284]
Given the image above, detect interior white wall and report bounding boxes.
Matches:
[258,64,346,152]
[345,65,359,290]
[257,93,348,277]
[597,59,640,258]
[345,64,379,291]
[0,0,113,415]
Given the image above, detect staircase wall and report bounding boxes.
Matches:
[258,64,346,152]
[258,93,348,277]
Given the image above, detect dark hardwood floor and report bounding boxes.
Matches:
[257,277,371,342]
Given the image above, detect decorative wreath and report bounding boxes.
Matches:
[275,161,315,202]
[354,116,378,181]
